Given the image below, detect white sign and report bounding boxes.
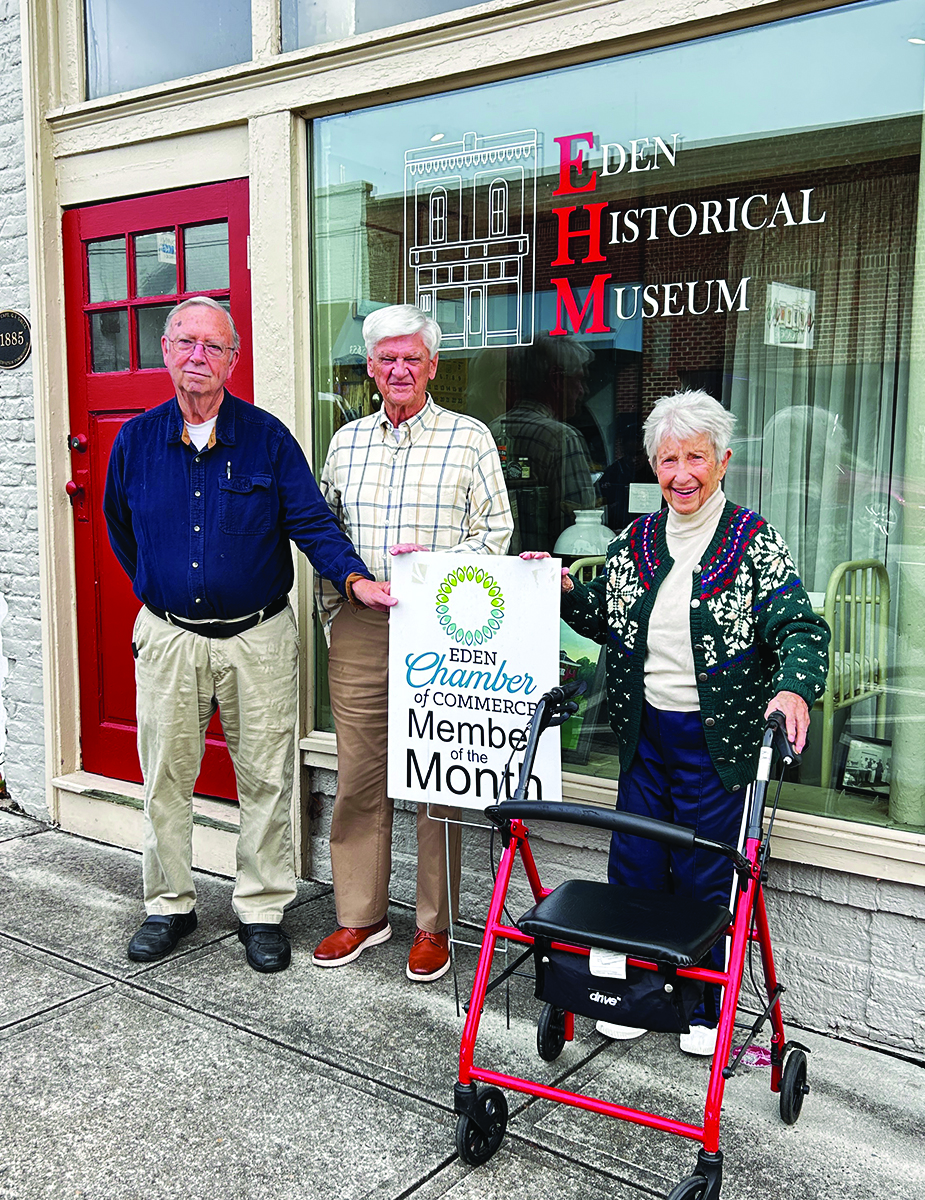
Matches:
[764,281,815,349]
[157,231,176,265]
[388,553,562,810]
[628,482,663,513]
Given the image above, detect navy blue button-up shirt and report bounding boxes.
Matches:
[104,392,372,619]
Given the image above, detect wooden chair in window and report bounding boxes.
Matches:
[816,559,890,790]
[569,555,606,583]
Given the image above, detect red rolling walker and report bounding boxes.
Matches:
[454,683,810,1200]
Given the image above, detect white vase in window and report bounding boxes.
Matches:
[553,508,616,556]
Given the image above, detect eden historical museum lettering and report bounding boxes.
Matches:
[546,131,828,336]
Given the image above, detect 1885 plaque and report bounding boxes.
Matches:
[0,310,31,369]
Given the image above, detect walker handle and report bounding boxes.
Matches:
[486,802,750,874]
[486,801,696,850]
[765,709,800,767]
[543,679,586,705]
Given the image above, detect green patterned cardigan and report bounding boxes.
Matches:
[561,500,831,792]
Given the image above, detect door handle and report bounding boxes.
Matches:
[66,472,90,521]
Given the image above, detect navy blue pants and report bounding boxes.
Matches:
[609,704,744,1027]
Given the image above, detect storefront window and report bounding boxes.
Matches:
[281,0,471,51]
[310,0,925,834]
[84,0,251,100]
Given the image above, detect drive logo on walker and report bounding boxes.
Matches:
[388,553,563,810]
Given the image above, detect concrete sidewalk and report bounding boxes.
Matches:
[1,807,922,1200]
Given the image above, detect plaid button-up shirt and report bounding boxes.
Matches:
[317,396,513,627]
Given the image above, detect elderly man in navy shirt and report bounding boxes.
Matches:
[104,296,393,973]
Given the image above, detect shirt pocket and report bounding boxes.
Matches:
[218,474,273,535]
[410,481,469,532]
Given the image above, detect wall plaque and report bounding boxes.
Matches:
[0,311,31,369]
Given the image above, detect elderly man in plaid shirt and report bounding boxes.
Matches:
[314,304,513,982]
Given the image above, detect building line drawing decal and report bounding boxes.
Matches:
[404,129,538,349]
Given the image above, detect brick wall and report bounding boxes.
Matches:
[308,770,925,1056]
[0,0,45,817]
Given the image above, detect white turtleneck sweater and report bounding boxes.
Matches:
[644,485,726,712]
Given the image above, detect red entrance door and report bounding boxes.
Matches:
[63,181,252,799]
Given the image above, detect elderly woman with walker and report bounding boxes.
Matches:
[526,389,829,1056]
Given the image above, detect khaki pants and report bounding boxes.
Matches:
[133,604,299,924]
[328,605,461,932]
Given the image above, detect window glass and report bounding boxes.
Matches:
[311,0,925,834]
[184,223,230,292]
[87,238,126,303]
[281,0,469,51]
[90,310,129,372]
[84,0,251,100]
[137,304,176,370]
[134,232,177,298]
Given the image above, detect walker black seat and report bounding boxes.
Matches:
[518,880,732,968]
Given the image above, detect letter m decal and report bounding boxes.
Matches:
[550,273,612,335]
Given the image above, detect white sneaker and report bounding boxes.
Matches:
[680,1025,718,1056]
[595,1020,646,1040]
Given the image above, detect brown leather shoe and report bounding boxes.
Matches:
[311,916,391,967]
[406,928,451,982]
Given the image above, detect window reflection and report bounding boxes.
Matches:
[134,231,177,298]
[90,310,129,372]
[490,337,598,553]
[184,222,230,292]
[87,238,127,304]
[136,304,176,370]
[281,0,469,51]
[310,0,925,830]
[85,0,251,100]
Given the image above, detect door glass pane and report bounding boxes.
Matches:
[85,0,251,100]
[90,310,129,372]
[134,231,177,298]
[137,304,176,370]
[184,222,230,292]
[281,0,467,51]
[87,238,127,303]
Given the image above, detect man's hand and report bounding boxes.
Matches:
[764,690,810,754]
[389,543,429,555]
[520,550,573,592]
[352,578,397,612]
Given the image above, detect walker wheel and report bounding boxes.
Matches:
[666,1174,708,1199]
[455,1086,508,1165]
[667,1176,705,1195]
[779,1048,810,1125]
[536,1003,567,1061]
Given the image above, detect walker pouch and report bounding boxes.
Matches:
[533,944,703,1032]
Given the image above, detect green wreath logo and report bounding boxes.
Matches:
[435,566,505,645]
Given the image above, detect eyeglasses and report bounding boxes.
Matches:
[167,337,232,359]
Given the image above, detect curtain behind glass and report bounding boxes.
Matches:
[724,171,914,595]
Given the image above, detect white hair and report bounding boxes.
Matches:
[164,296,240,352]
[362,304,441,358]
[643,390,735,466]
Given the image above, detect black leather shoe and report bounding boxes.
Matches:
[127,911,197,962]
[238,922,291,973]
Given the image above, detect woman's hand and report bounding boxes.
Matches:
[389,544,429,555]
[519,550,574,592]
[765,690,810,754]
